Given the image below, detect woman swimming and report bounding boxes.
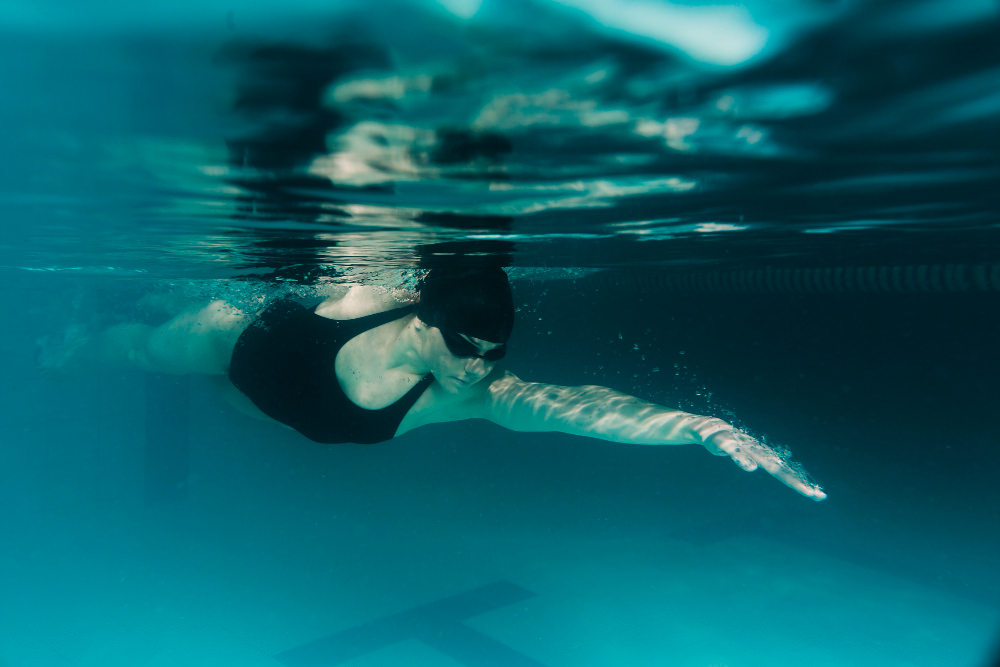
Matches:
[50,268,826,501]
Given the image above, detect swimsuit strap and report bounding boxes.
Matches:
[326,302,434,425]
[387,372,436,418]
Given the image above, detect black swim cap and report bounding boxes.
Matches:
[416,268,515,343]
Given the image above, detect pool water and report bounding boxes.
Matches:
[1,1,999,665]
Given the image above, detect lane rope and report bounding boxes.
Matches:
[599,264,1000,293]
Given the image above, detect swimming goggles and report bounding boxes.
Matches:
[440,328,506,361]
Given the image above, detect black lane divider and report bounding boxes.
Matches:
[274,580,546,667]
[597,263,1000,293]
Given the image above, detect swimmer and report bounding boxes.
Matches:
[46,268,826,501]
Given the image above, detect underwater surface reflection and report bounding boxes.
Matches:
[1,0,998,275]
[2,2,1000,666]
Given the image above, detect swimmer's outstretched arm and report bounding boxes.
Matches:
[478,371,826,501]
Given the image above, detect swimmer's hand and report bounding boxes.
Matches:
[697,420,827,501]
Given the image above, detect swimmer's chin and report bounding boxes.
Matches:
[444,376,479,392]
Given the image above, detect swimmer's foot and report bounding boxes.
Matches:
[35,324,93,374]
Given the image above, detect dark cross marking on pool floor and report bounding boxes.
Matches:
[274,580,547,666]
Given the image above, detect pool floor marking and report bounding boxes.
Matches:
[274,580,546,666]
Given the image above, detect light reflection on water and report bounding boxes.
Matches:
[1,0,998,277]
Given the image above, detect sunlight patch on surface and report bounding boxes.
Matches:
[552,0,770,65]
[611,219,749,239]
[635,117,701,151]
[695,223,748,233]
[309,122,439,186]
[328,75,435,104]
[736,126,764,145]
[472,89,632,131]
[434,0,484,19]
[486,177,696,215]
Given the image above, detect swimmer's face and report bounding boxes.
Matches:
[430,329,504,392]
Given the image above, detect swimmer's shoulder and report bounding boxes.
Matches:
[397,366,514,434]
[314,284,417,320]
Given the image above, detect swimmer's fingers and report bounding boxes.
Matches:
[735,433,828,501]
[705,429,827,501]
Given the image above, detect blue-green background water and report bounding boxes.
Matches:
[2,1,999,665]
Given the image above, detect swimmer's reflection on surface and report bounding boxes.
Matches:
[41,268,826,502]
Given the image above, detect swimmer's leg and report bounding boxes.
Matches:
[208,375,281,424]
[42,300,249,375]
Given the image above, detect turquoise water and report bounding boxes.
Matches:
[2,1,999,665]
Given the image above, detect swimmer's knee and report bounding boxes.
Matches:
[136,334,172,373]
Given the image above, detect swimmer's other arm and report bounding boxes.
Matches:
[474,371,827,501]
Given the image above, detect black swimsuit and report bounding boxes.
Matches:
[229,300,434,444]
